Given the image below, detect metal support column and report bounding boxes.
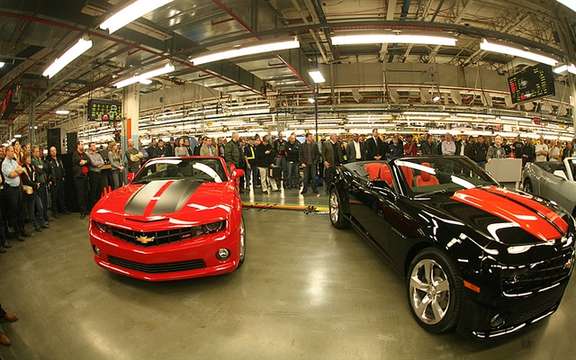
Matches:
[29,102,35,145]
[314,85,319,142]
[571,75,576,136]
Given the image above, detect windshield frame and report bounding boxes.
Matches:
[132,156,229,184]
[392,155,499,198]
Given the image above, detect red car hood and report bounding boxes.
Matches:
[91,180,238,227]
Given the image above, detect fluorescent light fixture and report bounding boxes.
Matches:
[114,63,175,88]
[42,38,93,78]
[308,70,325,83]
[554,64,576,75]
[557,0,576,12]
[190,39,300,65]
[14,134,22,138]
[432,95,441,102]
[479,39,558,66]
[55,110,70,115]
[331,34,457,46]
[308,97,315,104]
[100,0,174,34]
[0,61,5,68]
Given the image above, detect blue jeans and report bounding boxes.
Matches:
[287,161,299,188]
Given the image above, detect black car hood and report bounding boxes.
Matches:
[417,186,570,246]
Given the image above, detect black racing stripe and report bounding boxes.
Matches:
[124,181,170,215]
[152,180,202,215]
[482,188,565,236]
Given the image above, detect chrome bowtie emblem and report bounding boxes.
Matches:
[136,235,154,244]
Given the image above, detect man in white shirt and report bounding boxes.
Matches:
[345,134,365,163]
[535,137,549,162]
[441,134,456,155]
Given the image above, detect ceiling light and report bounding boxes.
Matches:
[554,64,576,75]
[432,95,441,102]
[479,39,558,66]
[14,134,22,138]
[100,0,174,34]
[308,70,325,83]
[308,97,315,104]
[114,63,175,88]
[190,39,300,65]
[55,110,70,115]
[42,38,93,78]
[0,61,5,68]
[557,0,576,12]
[331,34,457,46]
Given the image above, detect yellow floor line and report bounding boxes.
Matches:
[242,202,329,212]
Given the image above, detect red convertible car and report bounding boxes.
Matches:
[89,156,246,281]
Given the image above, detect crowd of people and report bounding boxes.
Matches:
[1,129,575,346]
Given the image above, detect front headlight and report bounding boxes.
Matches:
[203,221,226,234]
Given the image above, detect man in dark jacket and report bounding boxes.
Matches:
[420,134,439,155]
[300,133,321,194]
[472,136,489,167]
[365,128,387,160]
[46,146,68,216]
[285,135,300,189]
[72,142,90,218]
[254,135,278,193]
[346,134,365,162]
[272,133,288,189]
[224,132,245,192]
[322,134,342,194]
[386,135,404,159]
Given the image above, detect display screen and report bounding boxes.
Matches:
[87,99,122,122]
[507,64,555,104]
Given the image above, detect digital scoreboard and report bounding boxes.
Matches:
[87,99,122,122]
[508,64,555,104]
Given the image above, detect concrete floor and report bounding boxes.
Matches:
[1,207,575,360]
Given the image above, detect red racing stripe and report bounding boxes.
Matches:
[143,180,175,217]
[452,188,564,241]
[484,186,568,233]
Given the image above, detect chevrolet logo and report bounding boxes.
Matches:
[136,235,154,244]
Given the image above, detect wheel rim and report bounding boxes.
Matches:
[239,219,246,261]
[329,192,339,224]
[409,259,451,325]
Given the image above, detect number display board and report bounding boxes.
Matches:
[87,99,122,122]
[507,64,555,104]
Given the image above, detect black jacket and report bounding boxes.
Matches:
[255,143,275,168]
[300,142,321,165]
[365,137,387,159]
[472,142,489,162]
[421,141,440,155]
[224,140,244,167]
[346,141,365,162]
[286,141,300,163]
[387,141,404,159]
[322,141,342,167]
[72,151,89,178]
[46,156,65,182]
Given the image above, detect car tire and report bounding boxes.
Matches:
[407,247,463,334]
[523,179,533,193]
[329,187,349,229]
[237,216,246,269]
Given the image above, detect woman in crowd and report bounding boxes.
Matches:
[174,137,189,157]
[20,152,47,232]
[549,140,562,162]
[108,142,124,189]
[31,146,50,225]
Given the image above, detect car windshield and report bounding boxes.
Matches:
[394,156,497,197]
[133,158,227,184]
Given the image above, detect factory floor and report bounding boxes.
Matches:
[0,204,574,360]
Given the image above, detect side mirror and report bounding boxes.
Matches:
[127,172,135,182]
[232,169,245,179]
[553,170,567,180]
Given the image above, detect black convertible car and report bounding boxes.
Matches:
[329,155,575,338]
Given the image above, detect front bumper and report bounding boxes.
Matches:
[89,222,241,281]
[458,278,568,338]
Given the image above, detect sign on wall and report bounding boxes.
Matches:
[87,99,122,122]
[507,64,555,104]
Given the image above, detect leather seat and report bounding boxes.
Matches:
[364,163,393,187]
[415,163,439,187]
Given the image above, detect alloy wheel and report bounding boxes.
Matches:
[409,259,451,325]
[329,192,339,224]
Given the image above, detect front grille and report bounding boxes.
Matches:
[502,250,573,296]
[108,256,206,273]
[108,226,202,247]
